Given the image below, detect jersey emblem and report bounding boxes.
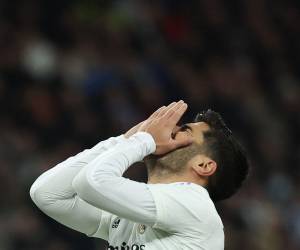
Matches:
[112,217,120,228]
[138,224,146,234]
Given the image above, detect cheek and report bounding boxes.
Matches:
[175,131,193,141]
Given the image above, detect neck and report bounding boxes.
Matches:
[147,171,207,186]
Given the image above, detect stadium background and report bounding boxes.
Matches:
[0,0,300,249]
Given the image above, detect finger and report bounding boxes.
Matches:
[148,106,166,119]
[171,125,181,137]
[168,103,188,125]
[156,104,172,117]
[124,121,144,138]
[138,119,151,131]
[163,101,185,120]
[168,137,193,151]
[165,101,181,111]
[152,102,176,119]
[167,101,179,108]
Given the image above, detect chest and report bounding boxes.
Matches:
[107,217,224,250]
[108,217,154,245]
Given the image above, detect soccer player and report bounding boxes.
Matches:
[30,101,249,250]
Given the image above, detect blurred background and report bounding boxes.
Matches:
[0,0,299,249]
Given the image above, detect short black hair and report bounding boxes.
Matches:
[195,109,249,202]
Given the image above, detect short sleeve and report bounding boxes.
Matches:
[89,210,113,240]
[148,183,221,236]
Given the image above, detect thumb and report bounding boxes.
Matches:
[169,137,193,151]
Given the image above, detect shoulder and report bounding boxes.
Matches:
[148,183,223,232]
[148,182,212,208]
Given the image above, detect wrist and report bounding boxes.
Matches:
[130,132,156,155]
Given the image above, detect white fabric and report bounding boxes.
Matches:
[103,183,224,250]
[146,183,224,250]
[72,132,157,227]
[30,134,156,237]
[30,132,224,249]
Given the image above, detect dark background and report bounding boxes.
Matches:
[0,0,299,249]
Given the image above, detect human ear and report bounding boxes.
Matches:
[192,158,217,177]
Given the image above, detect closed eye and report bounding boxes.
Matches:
[172,124,192,139]
[179,124,192,132]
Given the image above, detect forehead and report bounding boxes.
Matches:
[188,121,210,131]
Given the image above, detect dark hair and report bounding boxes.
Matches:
[195,109,249,202]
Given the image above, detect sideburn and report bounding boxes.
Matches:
[145,144,203,177]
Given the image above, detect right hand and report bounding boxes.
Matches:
[138,101,193,155]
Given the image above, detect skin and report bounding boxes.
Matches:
[125,101,217,188]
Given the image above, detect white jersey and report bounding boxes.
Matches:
[30,132,224,250]
[99,183,223,250]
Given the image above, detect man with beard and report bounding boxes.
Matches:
[30,101,249,250]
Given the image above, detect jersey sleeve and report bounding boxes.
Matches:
[30,135,124,239]
[72,132,158,226]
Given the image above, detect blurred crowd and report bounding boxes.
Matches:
[0,0,300,249]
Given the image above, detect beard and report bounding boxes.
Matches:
[144,143,201,178]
